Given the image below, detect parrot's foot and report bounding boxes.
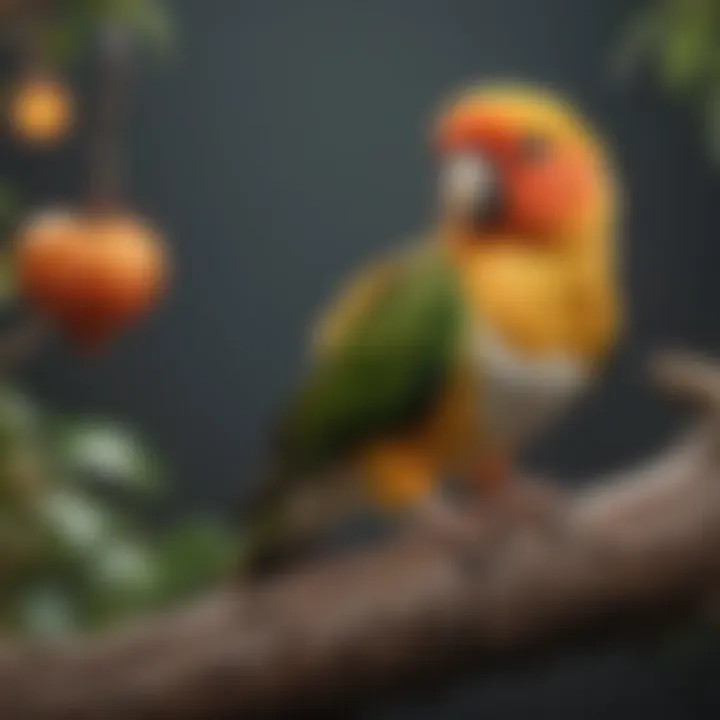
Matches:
[469,453,576,544]
[470,450,566,530]
[483,477,570,540]
[411,496,490,572]
[503,479,622,567]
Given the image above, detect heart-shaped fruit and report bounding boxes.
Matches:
[16,211,168,351]
[8,77,74,147]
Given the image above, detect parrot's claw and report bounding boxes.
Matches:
[411,496,490,573]
[483,477,571,540]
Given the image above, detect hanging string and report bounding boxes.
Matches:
[88,22,133,213]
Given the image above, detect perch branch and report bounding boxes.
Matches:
[0,354,719,718]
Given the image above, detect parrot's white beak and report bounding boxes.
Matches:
[440,152,501,230]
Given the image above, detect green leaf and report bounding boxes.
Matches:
[153,522,234,603]
[82,535,158,624]
[96,0,175,52]
[658,1,715,92]
[54,421,162,495]
[44,1,97,67]
[41,490,111,554]
[128,0,175,53]
[615,0,720,163]
[19,585,78,638]
[37,0,176,64]
[92,538,154,591]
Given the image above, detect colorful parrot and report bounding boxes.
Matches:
[240,83,622,575]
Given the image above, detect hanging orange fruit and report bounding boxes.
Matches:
[16,210,168,352]
[8,77,74,147]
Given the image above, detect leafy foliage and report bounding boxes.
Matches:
[26,0,174,68]
[0,388,234,636]
[0,276,230,630]
[0,1,231,639]
[616,0,720,157]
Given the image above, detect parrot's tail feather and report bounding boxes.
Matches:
[236,465,361,579]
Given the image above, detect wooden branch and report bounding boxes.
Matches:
[0,354,719,718]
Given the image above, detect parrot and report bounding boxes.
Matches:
[239,83,622,576]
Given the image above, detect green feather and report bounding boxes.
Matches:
[277,245,464,477]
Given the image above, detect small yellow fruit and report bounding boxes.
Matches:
[8,78,74,147]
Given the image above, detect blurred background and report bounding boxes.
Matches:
[3,0,720,717]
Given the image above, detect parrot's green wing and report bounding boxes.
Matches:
[276,244,465,477]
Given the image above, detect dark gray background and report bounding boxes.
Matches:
[14,0,720,716]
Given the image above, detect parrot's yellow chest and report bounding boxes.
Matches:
[463,246,579,355]
[458,245,600,448]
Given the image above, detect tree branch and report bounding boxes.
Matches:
[0,354,719,718]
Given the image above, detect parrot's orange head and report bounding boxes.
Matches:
[435,84,614,246]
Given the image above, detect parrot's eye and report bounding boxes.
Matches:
[519,134,551,163]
